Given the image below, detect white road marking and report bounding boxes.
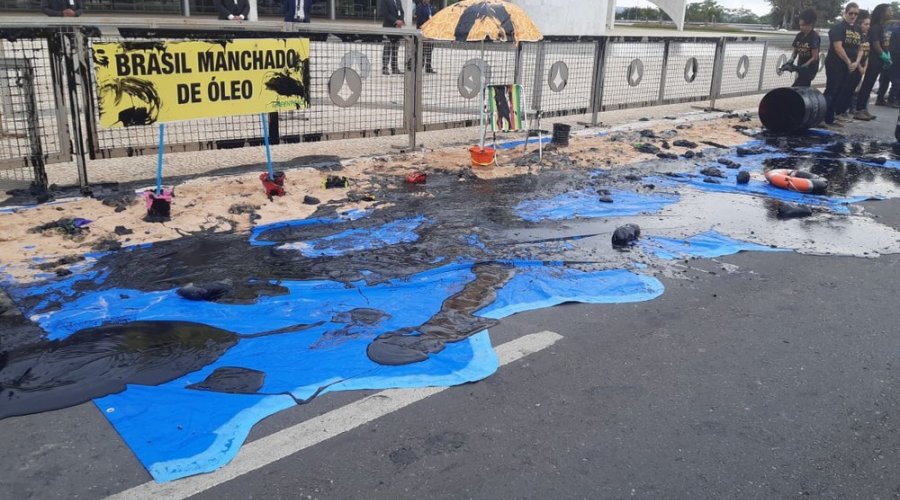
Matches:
[107,330,564,500]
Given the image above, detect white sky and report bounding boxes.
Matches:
[616,0,772,17]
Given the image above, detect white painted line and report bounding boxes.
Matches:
[107,330,564,500]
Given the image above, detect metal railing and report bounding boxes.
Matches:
[0,21,822,190]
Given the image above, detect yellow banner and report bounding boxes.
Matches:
[92,38,310,128]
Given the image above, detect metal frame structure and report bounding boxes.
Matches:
[0,21,826,190]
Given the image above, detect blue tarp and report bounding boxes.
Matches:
[514,188,679,222]
[276,216,427,257]
[11,254,666,482]
[3,137,838,484]
[640,230,788,260]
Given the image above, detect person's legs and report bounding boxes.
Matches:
[890,62,900,102]
[382,37,391,73]
[424,42,434,72]
[824,60,848,123]
[793,67,815,87]
[836,71,861,116]
[390,40,400,72]
[876,66,890,103]
[857,59,883,111]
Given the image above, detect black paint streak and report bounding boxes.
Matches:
[186,366,265,394]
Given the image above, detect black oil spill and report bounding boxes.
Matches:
[0,321,239,419]
[8,128,900,419]
[186,367,265,394]
[0,319,320,418]
[366,263,514,365]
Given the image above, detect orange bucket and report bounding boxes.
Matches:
[469,145,496,167]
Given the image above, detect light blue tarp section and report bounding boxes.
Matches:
[514,188,679,222]
[478,263,664,319]
[15,253,665,482]
[276,216,427,257]
[248,209,369,247]
[640,230,789,260]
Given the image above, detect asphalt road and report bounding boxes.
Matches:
[3,109,900,499]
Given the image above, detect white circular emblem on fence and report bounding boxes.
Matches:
[736,55,750,79]
[548,61,569,92]
[627,58,644,87]
[459,59,490,99]
[775,54,788,76]
[328,68,362,108]
[684,57,699,83]
[340,51,371,79]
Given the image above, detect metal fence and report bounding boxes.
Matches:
[0,22,829,190]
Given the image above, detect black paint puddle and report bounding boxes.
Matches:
[0,321,239,419]
[367,263,514,365]
[186,367,266,394]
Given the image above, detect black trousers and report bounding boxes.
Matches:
[423,41,434,71]
[382,38,399,71]
[877,65,891,100]
[890,60,900,101]
[824,59,851,122]
[837,70,862,114]
[857,58,884,110]
[792,65,817,87]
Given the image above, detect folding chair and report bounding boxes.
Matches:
[482,83,543,166]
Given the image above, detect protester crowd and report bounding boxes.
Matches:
[791,2,900,126]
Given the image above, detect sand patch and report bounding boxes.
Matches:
[0,115,758,283]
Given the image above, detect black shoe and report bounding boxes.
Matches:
[876,99,888,106]
[382,68,390,75]
[392,68,403,74]
[426,67,436,74]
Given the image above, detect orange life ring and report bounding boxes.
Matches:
[764,169,828,194]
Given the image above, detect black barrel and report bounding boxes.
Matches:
[552,123,571,146]
[758,86,827,134]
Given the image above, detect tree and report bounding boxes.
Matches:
[768,0,841,30]
[687,0,726,24]
[723,7,760,23]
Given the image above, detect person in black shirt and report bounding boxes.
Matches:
[846,10,870,116]
[380,0,405,75]
[790,9,821,86]
[415,0,437,73]
[876,20,896,104]
[824,2,861,125]
[855,5,891,118]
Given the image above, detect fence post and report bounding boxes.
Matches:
[62,31,90,188]
[589,37,608,126]
[74,30,100,162]
[268,112,280,145]
[21,64,47,188]
[47,31,73,165]
[658,39,670,104]
[513,42,524,85]
[757,40,769,92]
[403,33,422,150]
[531,41,546,119]
[708,37,726,111]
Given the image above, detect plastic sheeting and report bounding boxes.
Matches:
[10,253,666,482]
[276,216,427,257]
[514,188,679,222]
[640,230,788,260]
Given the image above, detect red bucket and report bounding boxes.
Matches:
[469,146,496,167]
